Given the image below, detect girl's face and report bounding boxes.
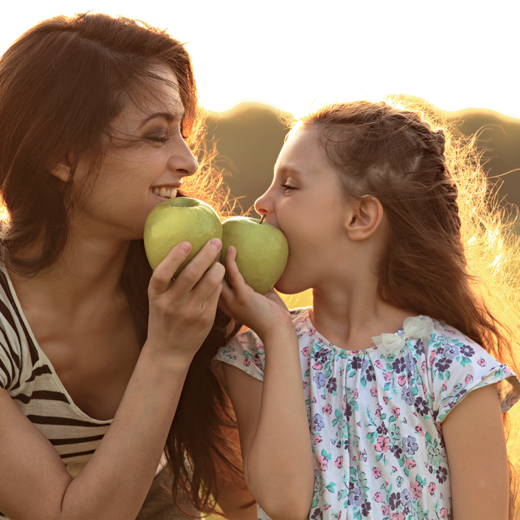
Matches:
[254,126,351,294]
[70,65,198,242]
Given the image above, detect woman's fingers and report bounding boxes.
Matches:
[191,261,226,304]
[148,241,192,295]
[173,238,223,294]
[149,238,222,297]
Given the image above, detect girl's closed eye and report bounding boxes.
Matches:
[281,183,296,193]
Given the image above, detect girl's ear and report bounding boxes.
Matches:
[345,195,384,241]
[49,155,73,183]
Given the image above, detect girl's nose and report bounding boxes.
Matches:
[254,190,272,217]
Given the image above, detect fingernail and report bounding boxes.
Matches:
[180,242,192,254]
[210,238,222,250]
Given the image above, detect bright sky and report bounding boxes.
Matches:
[1,0,518,118]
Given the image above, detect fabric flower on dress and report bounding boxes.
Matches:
[380,333,406,351]
[403,316,431,341]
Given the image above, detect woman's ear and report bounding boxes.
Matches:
[49,155,72,183]
[345,195,384,241]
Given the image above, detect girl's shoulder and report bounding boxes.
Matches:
[417,316,519,417]
[213,307,312,382]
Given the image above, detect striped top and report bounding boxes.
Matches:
[0,266,112,473]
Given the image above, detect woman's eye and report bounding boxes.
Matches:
[281,183,295,192]
[148,135,170,145]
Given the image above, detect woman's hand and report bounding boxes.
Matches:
[219,246,292,341]
[146,238,225,363]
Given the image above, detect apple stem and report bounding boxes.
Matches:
[259,214,266,224]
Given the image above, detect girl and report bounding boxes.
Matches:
[0,13,254,520]
[216,100,520,520]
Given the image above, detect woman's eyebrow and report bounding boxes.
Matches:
[139,110,186,128]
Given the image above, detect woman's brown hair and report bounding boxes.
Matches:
[299,98,520,518]
[0,12,246,515]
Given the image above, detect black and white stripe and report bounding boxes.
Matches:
[0,268,111,468]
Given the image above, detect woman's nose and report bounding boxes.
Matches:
[168,140,199,177]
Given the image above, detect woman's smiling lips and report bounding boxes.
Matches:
[150,186,178,201]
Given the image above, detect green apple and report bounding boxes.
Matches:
[221,216,289,295]
[144,197,222,277]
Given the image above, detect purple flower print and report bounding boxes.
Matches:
[326,377,337,394]
[348,487,363,507]
[376,423,388,436]
[344,401,353,419]
[315,348,331,365]
[435,357,452,372]
[392,357,407,374]
[361,501,372,517]
[351,356,363,370]
[401,386,413,405]
[453,389,467,402]
[443,344,460,359]
[389,491,401,511]
[311,509,323,520]
[414,396,430,417]
[401,488,412,507]
[390,444,403,459]
[313,413,324,432]
[460,344,475,357]
[313,372,326,388]
[436,465,448,483]
[366,365,376,381]
[413,339,425,355]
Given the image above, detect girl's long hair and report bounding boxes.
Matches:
[300,98,520,518]
[0,13,246,515]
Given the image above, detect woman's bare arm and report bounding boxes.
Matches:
[0,239,225,520]
[442,383,509,520]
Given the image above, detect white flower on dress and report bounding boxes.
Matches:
[403,317,431,340]
[379,333,406,350]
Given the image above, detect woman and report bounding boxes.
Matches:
[0,12,254,519]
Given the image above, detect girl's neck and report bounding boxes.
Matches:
[309,280,416,351]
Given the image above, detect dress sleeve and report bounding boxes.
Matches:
[213,328,266,383]
[427,322,520,423]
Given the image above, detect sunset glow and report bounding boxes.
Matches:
[2,0,519,118]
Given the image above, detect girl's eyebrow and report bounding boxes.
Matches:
[277,166,302,177]
[139,110,186,128]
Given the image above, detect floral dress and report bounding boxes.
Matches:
[214,310,520,520]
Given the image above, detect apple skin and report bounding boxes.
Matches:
[221,216,289,295]
[144,197,222,277]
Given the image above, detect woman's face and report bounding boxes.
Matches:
[70,65,198,242]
